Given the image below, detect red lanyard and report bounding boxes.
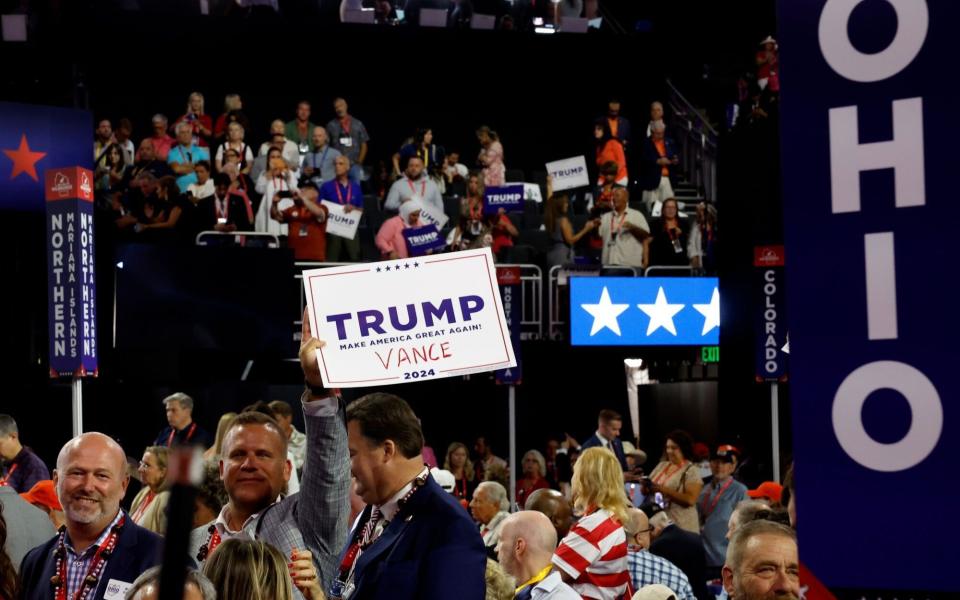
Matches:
[612,211,628,235]
[274,177,286,194]
[167,422,197,447]
[215,195,229,219]
[340,117,352,135]
[130,490,156,523]
[54,515,124,600]
[407,178,426,198]
[196,525,222,563]
[334,181,353,206]
[0,462,17,486]
[699,478,734,520]
[653,460,687,487]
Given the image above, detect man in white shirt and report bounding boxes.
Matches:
[599,187,650,269]
[383,155,443,214]
[258,119,301,168]
[497,511,581,600]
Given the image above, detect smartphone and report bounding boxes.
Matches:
[276,190,294,199]
[217,218,227,225]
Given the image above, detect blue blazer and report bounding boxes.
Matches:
[344,475,486,600]
[581,434,629,471]
[18,513,164,600]
[639,135,680,192]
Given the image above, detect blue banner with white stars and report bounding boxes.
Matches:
[570,277,719,346]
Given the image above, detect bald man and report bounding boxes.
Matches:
[497,511,580,599]
[19,433,165,600]
[623,508,696,600]
[524,488,573,540]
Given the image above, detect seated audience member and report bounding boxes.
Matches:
[271,182,329,261]
[470,481,511,558]
[130,446,171,535]
[0,503,18,599]
[187,160,215,200]
[19,433,163,600]
[644,430,703,533]
[130,175,180,239]
[624,507,696,600]
[648,198,689,267]
[257,119,301,168]
[595,120,628,186]
[174,92,214,147]
[168,122,211,193]
[552,447,630,600]
[644,504,710,600]
[267,401,306,475]
[193,461,228,530]
[202,538,323,600]
[148,114,175,160]
[125,566,217,600]
[640,121,679,215]
[375,199,425,260]
[524,488,573,542]
[498,511,581,599]
[95,143,128,193]
[721,520,799,600]
[154,393,213,449]
[444,442,477,508]
[285,101,317,158]
[688,202,717,274]
[255,147,299,235]
[19,479,66,531]
[697,445,747,580]
[485,558,515,600]
[214,122,254,174]
[1,478,55,571]
[301,126,341,188]
[127,139,173,186]
[516,450,551,510]
[581,409,629,471]
[599,187,650,269]
[319,155,364,262]
[384,155,443,213]
[747,482,783,507]
[0,414,49,493]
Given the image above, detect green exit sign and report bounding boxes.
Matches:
[701,346,720,363]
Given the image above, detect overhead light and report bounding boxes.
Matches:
[116,261,124,269]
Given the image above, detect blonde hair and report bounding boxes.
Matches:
[571,447,631,525]
[444,442,474,482]
[484,558,515,600]
[202,539,293,600]
[211,412,237,460]
[522,450,546,478]
[187,92,205,115]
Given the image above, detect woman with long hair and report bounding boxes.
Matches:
[476,125,505,187]
[552,447,630,600]
[515,449,551,509]
[203,412,238,462]
[203,538,323,600]
[644,429,704,532]
[444,441,476,508]
[648,197,689,267]
[96,143,127,192]
[544,175,597,267]
[174,91,213,147]
[130,446,171,535]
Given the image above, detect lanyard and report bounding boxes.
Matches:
[653,460,687,487]
[612,211,628,236]
[215,194,229,219]
[167,422,197,447]
[0,462,17,486]
[54,516,125,600]
[334,181,352,206]
[407,178,426,198]
[340,116,352,135]
[699,477,735,520]
[130,490,156,523]
[312,146,329,171]
[178,146,193,164]
[515,565,552,596]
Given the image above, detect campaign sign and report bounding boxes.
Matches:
[483,185,525,215]
[417,202,449,230]
[321,200,361,240]
[545,156,590,192]
[779,0,957,593]
[754,246,788,381]
[1,102,91,212]
[495,266,522,385]
[570,277,719,346]
[402,225,446,256]
[45,167,98,378]
[303,247,517,387]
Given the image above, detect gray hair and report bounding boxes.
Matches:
[125,566,217,600]
[0,415,18,437]
[163,392,194,411]
[522,450,546,478]
[725,519,796,572]
[477,481,510,512]
[151,113,168,125]
[651,120,666,133]
[175,121,194,135]
[732,499,770,528]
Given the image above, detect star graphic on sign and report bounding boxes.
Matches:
[693,287,720,335]
[3,134,47,182]
[637,287,685,335]
[384,265,391,272]
[376,266,382,272]
[581,286,630,336]
[413,262,420,268]
[404,263,411,269]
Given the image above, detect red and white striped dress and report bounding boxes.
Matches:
[552,507,629,600]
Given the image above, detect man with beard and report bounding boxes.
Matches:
[722,520,799,600]
[18,433,164,600]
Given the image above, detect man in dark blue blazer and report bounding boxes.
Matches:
[579,409,629,472]
[19,433,163,600]
[331,392,486,600]
[639,121,680,214]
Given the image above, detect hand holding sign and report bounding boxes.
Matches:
[300,307,327,391]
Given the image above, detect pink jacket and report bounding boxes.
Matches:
[375,215,423,258]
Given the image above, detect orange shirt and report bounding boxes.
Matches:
[654,139,669,176]
[596,139,628,183]
[282,204,328,260]
[607,117,619,139]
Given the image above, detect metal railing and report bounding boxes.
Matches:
[666,79,719,204]
[292,261,544,342]
[195,231,281,248]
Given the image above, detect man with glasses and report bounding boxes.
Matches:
[624,507,697,600]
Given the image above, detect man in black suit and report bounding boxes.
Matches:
[197,172,253,233]
[19,433,164,600]
[296,315,486,600]
[643,503,710,600]
[579,409,629,471]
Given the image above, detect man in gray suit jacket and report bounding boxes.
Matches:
[0,484,55,570]
[189,371,350,596]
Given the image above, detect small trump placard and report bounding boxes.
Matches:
[303,247,517,387]
[545,156,590,191]
[321,201,362,240]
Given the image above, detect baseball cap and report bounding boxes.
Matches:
[430,468,456,494]
[19,480,63,512]
[711,444,740,463]
[747,481,783,503]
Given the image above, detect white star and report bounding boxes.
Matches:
[693,287,720,335]
[637,287,685,335]
[581,286,630,336]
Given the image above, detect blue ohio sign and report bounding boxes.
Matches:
[779,0,955,594]
[570,277,719,346]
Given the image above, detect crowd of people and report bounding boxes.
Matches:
[1,360,797,600]
[93,93,717,275]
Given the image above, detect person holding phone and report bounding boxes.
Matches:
[255,147,299,235]
[271,182,328,260]
[197,173,253,233]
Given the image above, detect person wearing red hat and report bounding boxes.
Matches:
[747,481,783,506]
[696,445,748,580]
[19,479,65,531]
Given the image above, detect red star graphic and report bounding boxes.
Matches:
[3,134,47,182]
